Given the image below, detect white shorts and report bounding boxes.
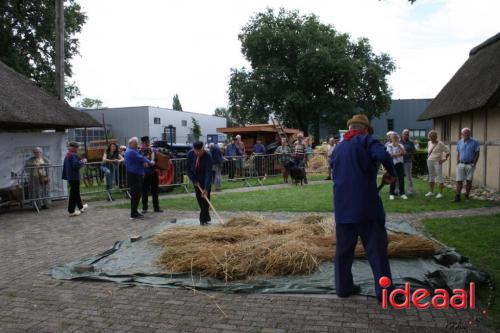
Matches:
[427,160,443,183]
[456,163,475,182]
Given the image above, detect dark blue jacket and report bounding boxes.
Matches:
[124,147,152,176]
[253,143,266,154]
[225,143,242,157]
[62,152,83,181]
[187,150,213,190]
[209,145,224,165]
[331,134,396,224]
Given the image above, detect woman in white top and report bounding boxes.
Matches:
[426,130,450,198]
[386,133,407,200]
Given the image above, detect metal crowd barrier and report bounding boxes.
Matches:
[18,152,330,212]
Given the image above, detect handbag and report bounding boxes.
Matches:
[39,175,49,185]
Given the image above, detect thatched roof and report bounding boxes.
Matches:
[0,61,100,130]
[419,33,500,120]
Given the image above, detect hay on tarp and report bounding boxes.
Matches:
[153,214,439,281]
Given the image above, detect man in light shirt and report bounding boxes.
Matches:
[453,128,480,202]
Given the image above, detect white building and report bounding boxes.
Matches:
[74,106,227,145]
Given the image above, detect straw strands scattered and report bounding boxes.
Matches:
[153,214,439,281]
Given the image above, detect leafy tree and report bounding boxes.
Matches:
[213,107,238,127]
[172,93,183,111]
[77,98,103,109]
[227,8,395,145]
[0,0,87,100]
[191,117,202,141]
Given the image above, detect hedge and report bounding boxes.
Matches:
[412,151,428,176]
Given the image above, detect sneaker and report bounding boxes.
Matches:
[130,213,145,220]
[69,211,81,217]
[425,192,434,198]
[80,204,89,212]
[389,195,395,200]
[436,193,443,199]
[464,194,470,200]
[154,209,164,213]
[401,194,408,200]
[452,195,461,202]
[141,209,148,214]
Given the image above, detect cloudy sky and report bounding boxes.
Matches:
[71,0,499,114]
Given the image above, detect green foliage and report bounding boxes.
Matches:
[172,93,183,111]
[191,117,202,141]
[0,0,86,99]
[227,8,395,144]
[77,97,103,109]
[213,107,238,127]
[411,151,428,176]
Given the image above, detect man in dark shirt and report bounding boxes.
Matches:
[224,138,242,179]
[62,142,88,217]
[253,139,266,178]
[209,143,224,191]
[400,129,416,194]
[140,136,162,213]
[187,141,213,225]
[331,114,396,301]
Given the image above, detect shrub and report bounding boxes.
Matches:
[412,151,428,176]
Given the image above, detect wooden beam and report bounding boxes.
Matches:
[55,0,65,100]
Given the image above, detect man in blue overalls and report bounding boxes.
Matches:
[331,114,396,300]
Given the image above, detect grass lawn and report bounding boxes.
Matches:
[85,174,328,202]
[114,177,497,213]
[423,215,500,327]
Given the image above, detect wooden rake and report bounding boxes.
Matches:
[196,185,225,225]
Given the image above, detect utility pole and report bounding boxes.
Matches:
[55,0,65,100]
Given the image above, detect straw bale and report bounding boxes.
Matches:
[153,215,439,281]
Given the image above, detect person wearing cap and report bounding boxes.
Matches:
[62,142,88,217]
[331,114,396,301]
[139,136,162,213]
[125,137,155,219]
[453,128,480,202]
[187,141,213,225]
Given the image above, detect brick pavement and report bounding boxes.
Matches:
[0,203,498,333]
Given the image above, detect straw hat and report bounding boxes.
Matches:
[347,114,373,134]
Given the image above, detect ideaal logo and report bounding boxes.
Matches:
[379,276,475,310]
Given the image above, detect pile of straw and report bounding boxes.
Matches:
[306,154,329,173]
[153,215,438,281]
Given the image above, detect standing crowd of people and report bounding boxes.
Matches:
[21,123,479,224]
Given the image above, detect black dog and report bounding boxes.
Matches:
[284,160,306,186]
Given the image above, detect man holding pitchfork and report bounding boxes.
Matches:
[187,141,214,225]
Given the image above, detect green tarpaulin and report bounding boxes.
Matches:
[50,219,488,296]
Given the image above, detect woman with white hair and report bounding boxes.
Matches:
[425,130,450,199]
[25,147,51,209]
[386,133,407,200]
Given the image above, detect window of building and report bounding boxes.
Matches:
[181,120,188,127]
[409,129,427,138]
[163,126,176,143]
[69,127,110,144]
[154,117,161,125]
[442,118,451,142]
[387,119,394,132]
